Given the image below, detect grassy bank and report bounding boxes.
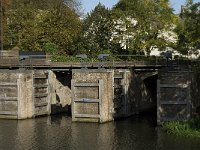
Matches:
[162,118,200,138]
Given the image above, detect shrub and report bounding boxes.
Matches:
[162,118,200,138]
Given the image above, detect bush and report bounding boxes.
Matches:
[162,118,200,138]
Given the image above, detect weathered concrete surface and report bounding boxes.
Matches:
[2,65,199,124]
[33,70,50,116]
[49,71,71,114]
[72,69,114,123]
[0,70,52,119]
[113,69,156,119]
[0,70,34,119]
[71,69,157,123]
[157,69,192,124]
[191,71,200,116]
[126,70,155,114]
[18,72,34,119]
[0,69,72,119]
[0,72,18,119]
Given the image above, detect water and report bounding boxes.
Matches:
[0,114,200,150]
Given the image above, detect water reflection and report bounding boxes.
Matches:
[0,114,200,150]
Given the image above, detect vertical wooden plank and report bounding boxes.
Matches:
[99,79,103,123]
[121,77,125,116]
[46,71,51,115]
[33,73,36,117]
[187,83,191,120]
[32,71,36,117]
[32,71,35,117]
[157,80,161,125]
[123,71,127,115]
[71,79,75,120]
[112,71,115,117]
[17,77,20,119]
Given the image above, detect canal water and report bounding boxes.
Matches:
[0,114,200,150]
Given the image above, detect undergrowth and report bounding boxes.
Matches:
[162,118,200,138]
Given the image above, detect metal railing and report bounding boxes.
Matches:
[0,54,196,69]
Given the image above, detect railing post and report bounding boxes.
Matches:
[156,56,157,66]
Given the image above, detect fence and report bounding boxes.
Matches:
[0,53,196,69]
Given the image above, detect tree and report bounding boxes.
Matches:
[110,8,138,55]
[177,0,200,53]
[80,3,114,56]
[37,0,82,54]
[0,0,12,50]
[4,0,82,55]
[112,0,177,55]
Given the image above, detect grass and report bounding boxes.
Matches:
[162,118,200,138]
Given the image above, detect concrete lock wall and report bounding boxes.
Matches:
[0,70,34,119]
[71,69,156,123]
[18,72,34,119]
[191,72,200,116]
[126,70,156,115]
[113,69,156,118]
[0,68,157,122]
[157,70,192,124]
[0,68,159,122]
[0,70,51,119]
[0,71,20,119]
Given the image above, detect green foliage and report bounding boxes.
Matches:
[50,54,99,62]
[43,43,58,55]
[113,0,177,55]
[176,1,200,51]
[162,118,200,138]
[0,0,12,50]
[80,3,117,56]
[4,0,82,55]
[51,55,78,62]
[4,0,197,62]
[191,60,200,72]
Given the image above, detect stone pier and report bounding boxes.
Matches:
[0,70,33,119]
[0,70,50,119]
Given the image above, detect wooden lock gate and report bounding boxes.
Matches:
[71,79,103,123]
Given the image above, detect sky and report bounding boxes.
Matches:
[81,0,200,14]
